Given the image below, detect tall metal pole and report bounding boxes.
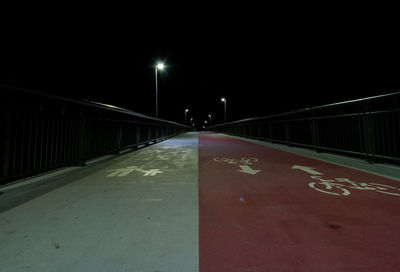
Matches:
[155,67,158,118]
[224,100,227,123]
[185,110,187,125]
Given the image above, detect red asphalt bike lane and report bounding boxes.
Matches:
[198,132,400,272]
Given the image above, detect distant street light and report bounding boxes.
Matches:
[190,117,193,126]
[221,97,227,123]
[185,108,189,125]
[155,62,165,118]
[208,114,212,125]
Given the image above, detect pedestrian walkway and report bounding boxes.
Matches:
[0,133,199,272]
[1,132,400,271]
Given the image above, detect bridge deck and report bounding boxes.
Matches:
[1,132,399,271]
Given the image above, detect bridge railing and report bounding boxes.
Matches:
[0,85,190,185]
[209,92,400,164]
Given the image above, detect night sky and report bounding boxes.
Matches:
[2,8,399,128]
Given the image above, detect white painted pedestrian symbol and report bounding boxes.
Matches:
[156,155,168,160]
[142,169,163,176]
[106,166,163,177]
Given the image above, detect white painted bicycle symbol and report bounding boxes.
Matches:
[213,157,258,165]
[309,176,400,196]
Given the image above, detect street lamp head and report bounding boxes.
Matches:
[205,120,207,124]
[221,97,226,102]
[185,108,189,112]
[208,114,211,118]
[156,63,165,70]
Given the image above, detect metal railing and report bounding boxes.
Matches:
[209,92,400,165]
[0,85,191,185]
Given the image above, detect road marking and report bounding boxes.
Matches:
[213,157,258,165]
[106,166,163,177]
[237,165,261,175]
[291,165,400,197]
[309,176,400,196]
[213,156,262,175]
[141,198,163,202]
[291,165,323,175]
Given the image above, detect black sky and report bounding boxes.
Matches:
[1,7,399,128]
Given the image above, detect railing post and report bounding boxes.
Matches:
[395,97,400,156]
[311,110,320,152]
[155,121,159,141]
[136,124,141,146]
[363,102,376,163]
[75,110,88,166]
[285,120,291,146]
[1,96,13,181]
[114,123,123,155]
[147,126,151,144]
[268,122,273,142]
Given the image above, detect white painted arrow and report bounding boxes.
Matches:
[237,165,261,175]
[291,165,323,175]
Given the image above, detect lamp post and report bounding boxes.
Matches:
[185,108,189,125]
[221,97,226,123]
[208,114,212,125]
[155,62,165,118]
[190,117,193,126]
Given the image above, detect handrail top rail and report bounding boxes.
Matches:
[209,91,400,128]
[1,84,190,129]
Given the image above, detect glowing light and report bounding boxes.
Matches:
[156,63,165,70]
[221,97,226,102]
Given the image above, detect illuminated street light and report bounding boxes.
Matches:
[155,62,165,118]
[208,114,212,124]
[185,108,189,125]
[221,97,227,123]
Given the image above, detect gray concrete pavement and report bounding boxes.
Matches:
[0,133,199,272]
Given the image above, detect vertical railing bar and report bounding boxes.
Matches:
[46,117,51,166]
[26,115,33,171]
[19,114,27,173]
[1,96,13,180]
[33,114,39,170]
[50,117,56,165]
[11,112,18,176]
